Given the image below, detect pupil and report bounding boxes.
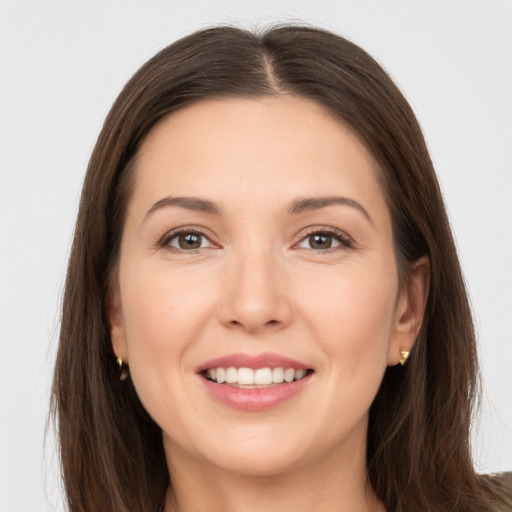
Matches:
[311,234,331,249]
[179,233,201,249]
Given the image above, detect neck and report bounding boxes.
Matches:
[163,437,385,512]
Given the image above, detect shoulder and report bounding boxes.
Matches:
[480,472,512,511]
[492,471,512,486]
[499,471,512,487]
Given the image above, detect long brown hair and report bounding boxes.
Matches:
[51,25,511,512]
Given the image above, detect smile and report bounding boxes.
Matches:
[204,367,310,387]
[197,353,314,411]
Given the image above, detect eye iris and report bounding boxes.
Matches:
[310,234,332,249]
[178,233,202,249]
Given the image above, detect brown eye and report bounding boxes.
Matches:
[297,230,350,251]
[166,231,212,250]
[178,233,202,249]
[308,234,334,249]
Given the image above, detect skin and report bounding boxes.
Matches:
[109,96,429,512]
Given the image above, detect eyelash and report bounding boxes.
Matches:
[296,227,354,252]
[158,226,354,253]
[159,228,213,253]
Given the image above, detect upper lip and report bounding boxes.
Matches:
[196,352,312,373]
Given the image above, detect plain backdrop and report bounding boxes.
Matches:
[1,1,511,510]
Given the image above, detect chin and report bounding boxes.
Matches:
[208,447,307,478]
[191,424,319,478]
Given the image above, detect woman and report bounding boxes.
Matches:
[51,25,512,511]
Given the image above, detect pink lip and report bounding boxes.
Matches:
[196,352,311,372]
[197,352,314,412]
[200,374,313,411]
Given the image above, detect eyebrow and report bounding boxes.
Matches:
[144,195,373,226]
[287,196,374,226]
[145,197,222,219]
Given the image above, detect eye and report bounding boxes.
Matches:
[296,230,352,251]
[163,230,214,251]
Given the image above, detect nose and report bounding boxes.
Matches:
[218,249,293,333]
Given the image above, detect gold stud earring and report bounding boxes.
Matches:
[399,350,410,366]
[116,357,129,381]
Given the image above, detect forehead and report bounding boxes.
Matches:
[132,96,387,219]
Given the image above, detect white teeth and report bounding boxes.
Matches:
[206,366,309,385]
[272,367,284,383]
[254,368,273,385]
[216,367,226,384]
[294,369,306,380]
[284,368,295,383]
[225,367,237,383]
[237,367,254,385]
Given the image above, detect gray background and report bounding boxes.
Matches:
[1,1,511,510]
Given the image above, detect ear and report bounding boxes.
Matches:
[388,256,430,366]
[106,280,128,363]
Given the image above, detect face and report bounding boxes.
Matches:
[109,97,426,477]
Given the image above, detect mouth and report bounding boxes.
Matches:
[201,367,314,388]
[197,353,315,411]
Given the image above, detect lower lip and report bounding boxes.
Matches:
[200,374,312,412]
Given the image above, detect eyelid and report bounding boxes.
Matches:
[158,226,218,252]
[157,224,354,253]
[292,226,354,251]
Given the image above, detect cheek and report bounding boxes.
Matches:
[116,262,221,433]
[118,262,217,384]
[299,263,398,372]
